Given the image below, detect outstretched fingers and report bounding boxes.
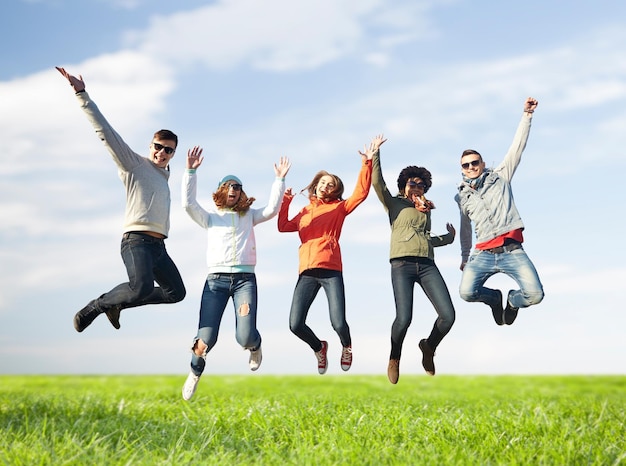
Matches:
[56,66,85,92]
[359,133,387,160]
[274,156,292,178]
[371,133,387,151]
[186,146,204,169]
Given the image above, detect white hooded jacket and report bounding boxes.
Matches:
[182,170,285,273]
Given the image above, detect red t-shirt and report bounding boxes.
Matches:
[476,228,524,250]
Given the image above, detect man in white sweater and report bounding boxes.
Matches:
[57,67,186,333]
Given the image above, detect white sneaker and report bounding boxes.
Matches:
[249,346,262,371]
[182,372,200,401]
[341,345,352,371]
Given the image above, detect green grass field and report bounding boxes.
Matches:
[0,375,623,465]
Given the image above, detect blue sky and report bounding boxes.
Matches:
[1,0,625,376]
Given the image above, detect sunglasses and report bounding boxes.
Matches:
[461,159,481,169]
[152,142,176,155]
[227,183,243,191]
[407,181,427,189]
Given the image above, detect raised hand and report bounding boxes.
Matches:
[524,97,538,113]
[56,67,86,93]
[274,156,292,178]
[186,146,204,169]
[358,134,387,160]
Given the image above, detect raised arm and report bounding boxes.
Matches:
[495,96,538,181]
[253,157,291,224]
[339,134,384,213]
[182,146,211,228]
[370,135,395,210]
[56,66,142,172]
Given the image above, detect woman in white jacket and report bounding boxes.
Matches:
[181,146,291,400]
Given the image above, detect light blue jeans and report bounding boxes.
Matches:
[190,273,260,376]
[289,268,350,352]
[459,247,544,309]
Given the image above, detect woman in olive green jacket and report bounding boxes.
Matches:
[372,147,456,384]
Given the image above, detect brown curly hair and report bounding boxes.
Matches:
[213,184,256,214]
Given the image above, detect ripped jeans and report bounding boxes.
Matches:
[189,273,260,376]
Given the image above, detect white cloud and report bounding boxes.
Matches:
[123,0,441,72]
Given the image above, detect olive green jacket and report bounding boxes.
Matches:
[372,152,454,261]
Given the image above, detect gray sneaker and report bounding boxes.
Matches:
[249,346,262,371]
[182,372,200,401]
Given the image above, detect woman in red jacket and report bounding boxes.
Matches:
[278,135,385,374]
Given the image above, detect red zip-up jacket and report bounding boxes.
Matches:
[278,159,372,274]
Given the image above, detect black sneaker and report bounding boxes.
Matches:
[504,300,519,325]
[73,300,102,332]
[418,339,436,376]
[489,290,504,326]
[105,305,122,330]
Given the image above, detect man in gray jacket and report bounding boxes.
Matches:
[57,67,186,332]
[455,97,544,326]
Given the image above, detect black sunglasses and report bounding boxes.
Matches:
[461,159,481,169]
[407,181,427,189]
[153,142,176,155]
[227,183,243,191]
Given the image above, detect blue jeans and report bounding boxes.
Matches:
[97,232,186,311]
[289,269,350,352]
[390,258,455,359]
[459,247,544,309]
[190,273,260,375]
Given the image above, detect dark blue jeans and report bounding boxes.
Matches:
[190,273,260,375]
[289,268,351,351]
[390,257,455,359]
[97,232,186,311]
